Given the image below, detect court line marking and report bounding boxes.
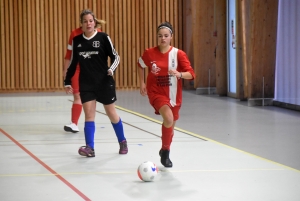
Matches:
[0,168,285,177]
[115,105,300,173]
[0,128,91,201]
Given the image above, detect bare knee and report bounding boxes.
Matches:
[73,93,82,105]
[104,104,120,123]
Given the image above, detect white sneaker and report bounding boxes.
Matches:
[64,123,79,133]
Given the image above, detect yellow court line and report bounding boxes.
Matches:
[0,168,286,177]
[115,105,300,173]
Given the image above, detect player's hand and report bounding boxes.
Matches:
[107,69,113,76]
[64,86,73,94]
[140,83,147,96]
[168,69,180,78]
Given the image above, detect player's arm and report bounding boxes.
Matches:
[177,50,195,80]
[63,59,71,79]
[105,35,120,76]
[137,52,148,96]
[64,40,78,91]
[63,31,75,79]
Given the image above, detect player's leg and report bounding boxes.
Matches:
[78,92,96,157]
[158,105,174,167]
[64,67,82,133]
[104,103,128,154]
[99,76,128,154]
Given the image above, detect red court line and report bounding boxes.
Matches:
[0,128,91,201]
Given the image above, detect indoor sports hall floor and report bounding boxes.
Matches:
[0,90,299,201]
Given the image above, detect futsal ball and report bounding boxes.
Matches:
[137,161,158,182]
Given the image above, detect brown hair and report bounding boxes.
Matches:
[80,9,106,29]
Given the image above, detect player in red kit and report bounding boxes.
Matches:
[138,22,195,167]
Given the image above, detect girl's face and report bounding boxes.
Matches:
[81,14,95,36]
[157,28,172,47]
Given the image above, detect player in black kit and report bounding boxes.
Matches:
[64,9,128,157]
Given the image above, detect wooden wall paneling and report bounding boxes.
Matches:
[54,0,58,89]
[122,0,128,88]
[57,1,63,88]
[30,0,36,89]
[28,0,33,89]
[106,0,111,34]
[191,0,200,88]
[35,0,41,89]
[249,0,278,99]
[148,0,153,51]
[132,0,141,88]
[144,0,149,81]
[92,0,97,13]
[174,0,178,48]
[8,0,14,89]
[215,0,227,95]
[49,0,54,89]
[66,0,71,36]
[0,0,186,92]
[236,0,251,99]
[127,0,131,87]
[177,0,183,50]
[161,0,166,22]
[117,1,125,88]
[41,0,46,88]
[44,0,49,88]
[156,0,161,29]
[22,0,28,89]
[101,0,108,33]
[262,0,278,98]
[0,0,5,89]
[13,0,19,89]
[70,0,75,30]
[4,0,9,89]
[144,0,149,50]
[151,0,156,51]
[167,0,171,23]
[131,0,136,88]
[75,0,80,28]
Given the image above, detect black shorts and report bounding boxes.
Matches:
[80,77,117,105]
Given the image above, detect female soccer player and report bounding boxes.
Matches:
[63,16,105,133]
[138,22,195,167]
[64,9,128,157]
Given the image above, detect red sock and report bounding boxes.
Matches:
[161,125,174,150]
[71,104,82,125]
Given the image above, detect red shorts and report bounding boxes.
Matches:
[71,65,80,94]
[152,98,180,121]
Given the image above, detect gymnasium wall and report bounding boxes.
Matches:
[274,0,300,108]
[0,0,183,92]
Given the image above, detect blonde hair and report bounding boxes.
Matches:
[80,9,106,29]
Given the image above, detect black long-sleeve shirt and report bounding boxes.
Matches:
[64,31,120,91]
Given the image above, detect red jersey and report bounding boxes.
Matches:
[65,27,102,60]
[138,46,195,107]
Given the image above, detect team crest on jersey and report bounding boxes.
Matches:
[151,61,161,75]
[93,41,100,48]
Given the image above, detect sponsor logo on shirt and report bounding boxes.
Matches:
[79,51,99,59]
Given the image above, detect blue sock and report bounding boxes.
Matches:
[84,121,95,149]
[112,118,126,142]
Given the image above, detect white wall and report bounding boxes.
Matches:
[275,0,300,105]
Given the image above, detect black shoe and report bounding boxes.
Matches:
[159,149,173,168]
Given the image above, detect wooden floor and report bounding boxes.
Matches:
[0,90,299,201]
